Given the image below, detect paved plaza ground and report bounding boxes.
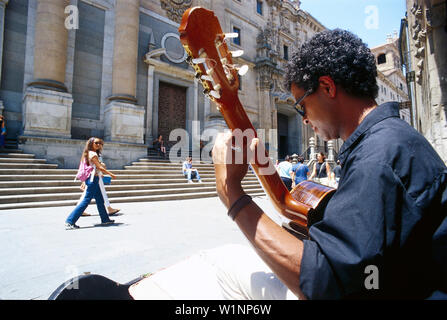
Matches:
[0,195,281,300]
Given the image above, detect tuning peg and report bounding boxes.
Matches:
[201,75,213,82]
[192,58,207,64]
[210,90,221,99]
[208,84,222,99]
[238,65,249,76]
[224,33,239,39]
[231,50,244,57]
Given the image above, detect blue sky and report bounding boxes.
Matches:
[300,0,407,48]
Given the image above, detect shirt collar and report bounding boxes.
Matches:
[338,102,401,163]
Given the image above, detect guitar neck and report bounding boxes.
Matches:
[177,6,334,231]
[219,96,312,225]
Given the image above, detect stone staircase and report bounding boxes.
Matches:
[0,148,265,210]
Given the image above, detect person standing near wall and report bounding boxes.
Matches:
[0,115,6,149]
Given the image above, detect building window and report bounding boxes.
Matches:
[232,26,241,46]
[377,53,386,64]
[283,45,289,60]
[256,1,263,15]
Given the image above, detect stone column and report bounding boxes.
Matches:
[191,78,201,161]
[22,0,73,138]
[0,0,8,115]
[144,48,165,145]
[105,0,144,144]
[327,139,335,162]
[145,64,155,144]
[0,0,8,88]
[309,136,316,161]
[109,0,139,103]
[31,0,69,91]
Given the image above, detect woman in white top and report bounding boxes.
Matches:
[65,137,117,230]
[80,138,120,216]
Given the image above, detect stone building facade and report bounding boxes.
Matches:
[0,0,328,168]
[399,0,447,163]
[371,33,411,124]
[0,0,421,169]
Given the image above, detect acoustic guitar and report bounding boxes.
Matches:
[179,7,335,237]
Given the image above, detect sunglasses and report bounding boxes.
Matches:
[94,141,103,145]
[293,88,313,117]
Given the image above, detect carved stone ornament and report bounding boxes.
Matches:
[160,0,193,24]
[418,29,427,41]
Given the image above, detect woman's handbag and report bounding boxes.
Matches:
[102,175,112,185]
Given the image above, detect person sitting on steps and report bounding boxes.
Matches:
[182,156,202,184]
[153,134,167,159]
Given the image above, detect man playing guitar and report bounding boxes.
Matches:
[51,8,447,300]
[129,24,447,300]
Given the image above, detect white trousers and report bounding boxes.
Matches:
[129,244,299,300]
[77,176,110,208]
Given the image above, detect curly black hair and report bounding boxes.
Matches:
[284,29,378,100]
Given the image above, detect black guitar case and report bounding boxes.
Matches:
[48,274,143,300]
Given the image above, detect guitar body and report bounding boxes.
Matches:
[179,7,336,237]
[289,181,335,235]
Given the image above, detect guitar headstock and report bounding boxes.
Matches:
[179,7,247,106]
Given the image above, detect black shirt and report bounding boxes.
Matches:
[315,161,328,178]
[333,165,341,178]
[299,102,447,299]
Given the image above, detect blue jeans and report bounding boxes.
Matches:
[184,169,201,181]
[281,177,292,191]
[66,176,112,224]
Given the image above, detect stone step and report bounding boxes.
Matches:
[0,190,266,211]
[132,161,215,168]
[0,158,47,164]
[0,168,253,175]
[0,173,259,181]
[0,153,35,159]
[0,163,59,169]
[0,148,23,154]
[0,178,212,187]
[0,177,258,188]
[0,184,264,204]
[123,166,216,173]
[0,148,266,210]
[139,157,212,163]
[0,180,260,195]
